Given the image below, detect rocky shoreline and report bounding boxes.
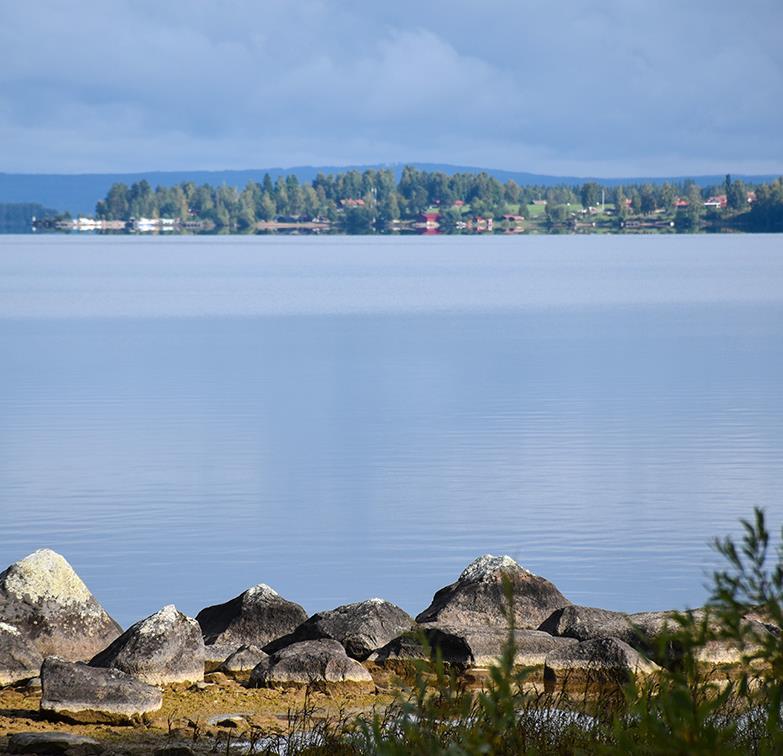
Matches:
[0,549,773,754]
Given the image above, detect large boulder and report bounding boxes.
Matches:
[416,555,570,629]
[249,639,373,687]
[40,656,163,724]
[370,625,577,669]
[265,598,413,660]
[0,622,43,686]
[544,637,659,692]
[196,584,307,657]
[0,549,122,660]
[90,604,205,685]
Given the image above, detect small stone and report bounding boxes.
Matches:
[153,747,195,756]
[7,731,102,754]
[206,713,248,728]
[219,644,268,674]
[203,671,232,685]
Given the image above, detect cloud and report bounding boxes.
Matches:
[0,0,780,174]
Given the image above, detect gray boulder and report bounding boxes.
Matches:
[543,606,772,667]
[249,639,373,687]
[266,598,413,660]
[219,644,269,674]
[90,604,205,685]
[539,605,637,643]
[203,643,241,665]
[544,637,659,691]
[370,625,577,668]
[40,656,163,724]
[0,549,122,660]
[0,622,43,686]
[416,555,570,629]
[196,584,307,656]
[7,731,102,755]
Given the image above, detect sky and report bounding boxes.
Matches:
[1,0,781,177]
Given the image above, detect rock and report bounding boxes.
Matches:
[0,549,122,661]
[539,605,637,643]
[203,671,234,685]
[206,713,249,728]
[196,584,307,657]
[370,625,577,668]
[540,605,771,667]
[7,732,103,755]
[0,622,43,686]
[416,555,570,630]
[249,639,373,687]
[203,643,241,666]
[544,637,659,692]
[40,656,163,724]
[219,644,268,674]
[265,598,413,660]
[90,604,204,685]
[628,609,765,664]
[153,748,195,756]
[366,633,427,664]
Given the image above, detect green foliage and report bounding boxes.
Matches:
[93,171,783,233]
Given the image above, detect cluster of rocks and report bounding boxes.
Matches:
[0,548,773,725]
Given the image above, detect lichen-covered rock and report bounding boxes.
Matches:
[90,604,205,685]
[249,639,373,687]
[40,656,163,724]
[266,598,413,660]
[369,625,576,669]
[7,731,103,754]
[416,555,570,629]
[196,584,307,657]
[0,622,43,686]
[0,549,122,660]
[219,644,269,674]
[544,637,659,691]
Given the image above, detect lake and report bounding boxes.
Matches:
[1,233,782,628]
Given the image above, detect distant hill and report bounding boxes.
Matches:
[0,164,778,216]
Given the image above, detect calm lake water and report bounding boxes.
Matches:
[1,234,782,628]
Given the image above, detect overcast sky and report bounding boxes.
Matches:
[1,0,781,176]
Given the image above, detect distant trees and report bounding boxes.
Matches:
[580,182,601,209]
[92,169,783,233]
[750,178,783,230]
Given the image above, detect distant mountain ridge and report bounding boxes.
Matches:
[0,163,779,215]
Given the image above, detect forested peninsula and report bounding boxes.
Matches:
[40,168,783,233]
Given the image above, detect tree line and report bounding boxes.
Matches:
[93,168,783,231]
